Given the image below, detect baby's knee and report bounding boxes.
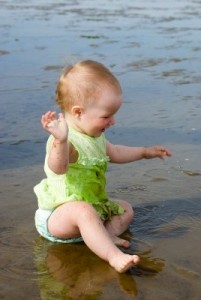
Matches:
[123,201,134,220]
[118,200,134,220]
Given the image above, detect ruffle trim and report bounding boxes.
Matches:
[78,156,110,166]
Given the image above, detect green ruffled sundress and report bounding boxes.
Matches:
[34,127,124,220]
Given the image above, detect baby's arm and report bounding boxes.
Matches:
[106,141,172,163]
[41,111,69,174]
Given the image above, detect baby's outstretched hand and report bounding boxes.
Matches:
[41,111,68,142]
[144,146,172,160]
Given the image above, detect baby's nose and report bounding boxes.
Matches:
[109,116,115,126]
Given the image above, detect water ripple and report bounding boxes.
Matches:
[132,198,201,239]
[0,228,38,281]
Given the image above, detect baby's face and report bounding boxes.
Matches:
[78,85,123,137]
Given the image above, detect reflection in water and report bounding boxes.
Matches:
[131,256,165,277]
[34,236,165,299]
[34,238,137,299]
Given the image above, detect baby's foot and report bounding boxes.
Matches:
[109,253,140,273]
[112,236,130,248]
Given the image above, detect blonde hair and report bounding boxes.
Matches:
[55,60,122,112]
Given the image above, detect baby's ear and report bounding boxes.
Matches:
[71,105,83,118]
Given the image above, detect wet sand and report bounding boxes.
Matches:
[1,1,201,299]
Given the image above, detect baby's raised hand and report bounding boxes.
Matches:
[41,111,68,142]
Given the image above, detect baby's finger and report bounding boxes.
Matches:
[49,111,56,121]
[41,114,47,124]
[163,149,172,157]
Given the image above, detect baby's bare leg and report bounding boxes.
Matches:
[48,201,139,273]
[104,200,134,247]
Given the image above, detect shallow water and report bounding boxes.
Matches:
[0,0,201,299]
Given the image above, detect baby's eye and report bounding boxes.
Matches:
[102,115,112,119]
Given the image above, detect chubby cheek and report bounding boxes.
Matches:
[97,119,108,129]
[103,119,112,128]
